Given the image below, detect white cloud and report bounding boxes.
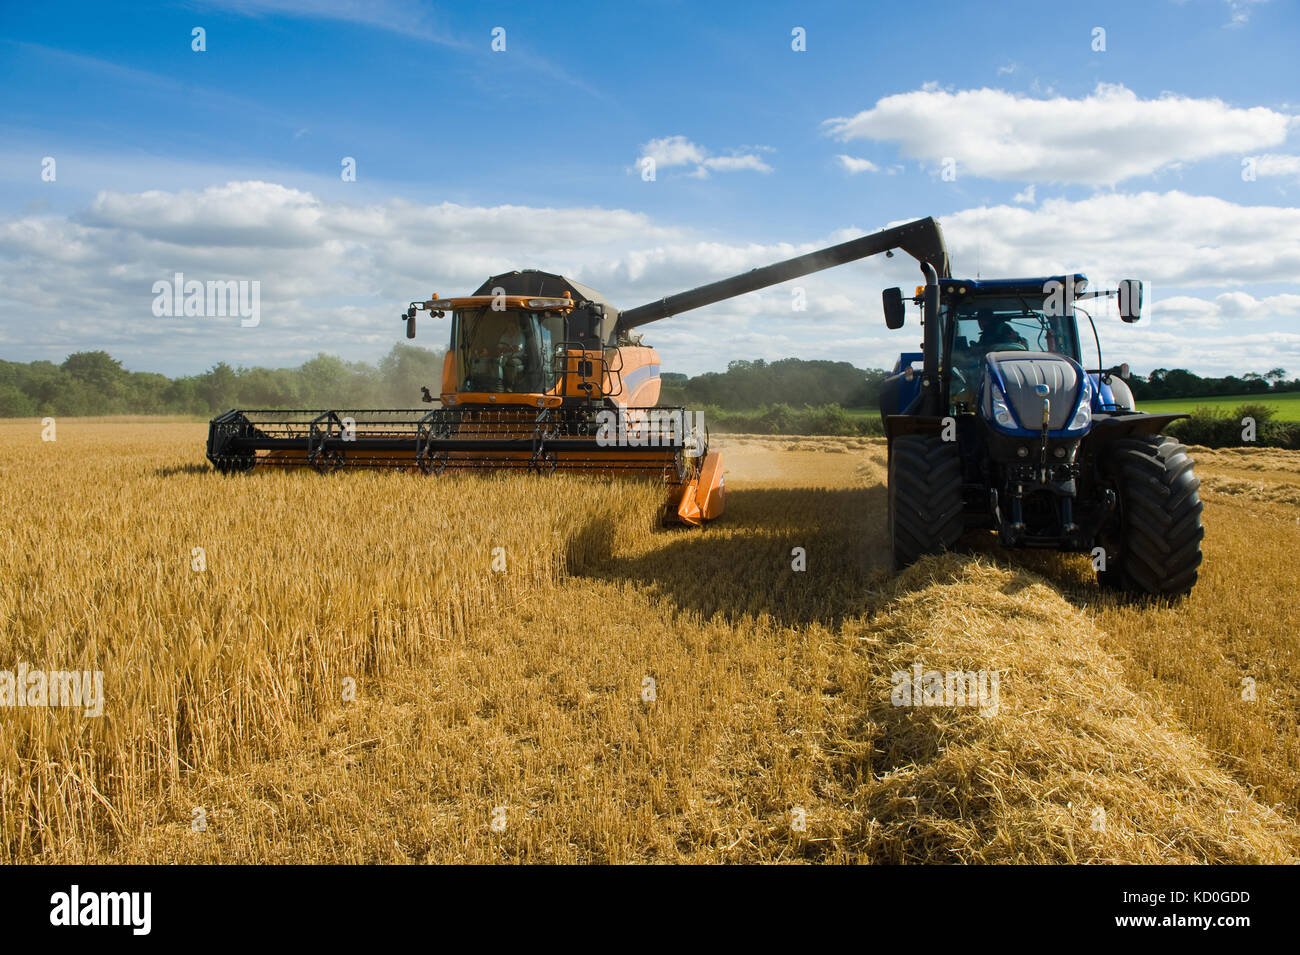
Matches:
[1150,295,1225,328]
[835,155,880,174]
[701,154,773,174]
[1225,0,1268,27]
[0,182,685,372]
[638,135,706,168]
[938,191,1300,286]
[636,136,772,178]
[83,181,326,247]
[933,195,1300,375]
[1153,291,1300,327]
[823,83,1293,184]
[1012,185,1036,204]
[4,181,1300,379]
[1251,153,1300,178]
[1102,329,1300,378]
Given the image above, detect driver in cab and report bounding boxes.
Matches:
[496,318,528,389]
[976,309,1028,352]
[949,309,1029,409]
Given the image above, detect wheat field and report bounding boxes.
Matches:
[1,419,1298,863]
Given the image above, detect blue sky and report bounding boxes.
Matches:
[2,0,1298,378]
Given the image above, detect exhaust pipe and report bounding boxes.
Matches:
[920,261,941,416]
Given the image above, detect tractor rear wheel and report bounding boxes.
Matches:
[888,433,964,569]
[1098,434,1203,597]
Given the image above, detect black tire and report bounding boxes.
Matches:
[1098,434,1203,597]
[888,433,965,569]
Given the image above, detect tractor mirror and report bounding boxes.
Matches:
[883,287,905,329]
[405,311,417,339]
[1117,279,1142,323]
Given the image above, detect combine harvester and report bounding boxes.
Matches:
[207,217,951,524]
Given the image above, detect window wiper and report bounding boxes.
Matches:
[1015,294,1054,344]
[1014,294,1044,321]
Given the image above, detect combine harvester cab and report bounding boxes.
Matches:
[209,217,953,527]
[880,265,1204,597]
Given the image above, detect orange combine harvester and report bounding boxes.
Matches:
[206,217,950,525]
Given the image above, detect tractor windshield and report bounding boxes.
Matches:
[946,295,1081,408]
[452,308,566,394]
[949,295,1080,362]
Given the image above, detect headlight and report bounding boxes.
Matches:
[1068,378,1092,431]
[991,390,1017,429]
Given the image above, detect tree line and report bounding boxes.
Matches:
[0,346,446,417]
[658,358,889,409]
[0,350,1294,418]
[1127,367,1296,401]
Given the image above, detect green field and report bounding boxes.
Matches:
[1139,392,1300,421]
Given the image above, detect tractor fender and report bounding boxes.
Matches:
[878,415,951,459]
[1101,375,1136,411]
[1083,412,1189,452]
[884,415,947,445]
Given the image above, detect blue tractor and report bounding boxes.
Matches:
[879,249,1203,597]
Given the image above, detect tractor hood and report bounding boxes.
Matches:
[981,351,1088,433]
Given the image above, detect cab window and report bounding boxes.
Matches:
[453,309,563,394]
[945,295,1080,409]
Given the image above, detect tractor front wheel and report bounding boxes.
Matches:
[888,433,965,570]
[1098,434,1203,597]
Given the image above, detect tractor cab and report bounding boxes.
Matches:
[939,276,1086,415]
[880,274,1117,424]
